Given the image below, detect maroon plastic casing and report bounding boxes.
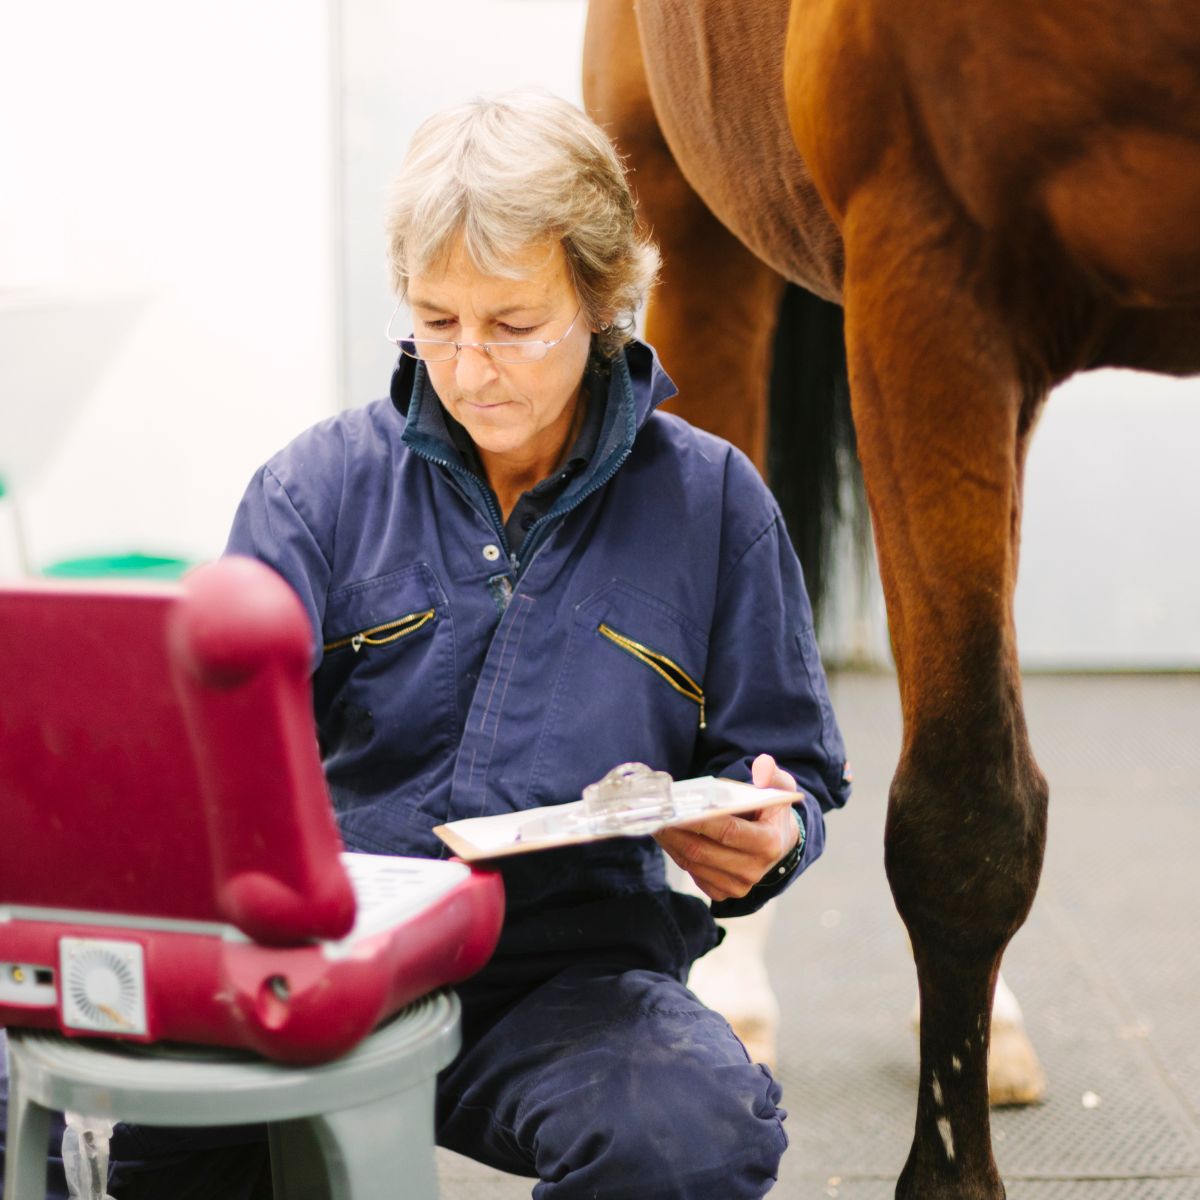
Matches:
[0,557,503,1063]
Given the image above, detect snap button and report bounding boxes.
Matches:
[482,544,501,562]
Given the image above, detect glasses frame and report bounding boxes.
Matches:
[386,304,584,364]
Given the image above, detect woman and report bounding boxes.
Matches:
[57,90,850,1200]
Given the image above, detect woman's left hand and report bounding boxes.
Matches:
[654,753,800,902]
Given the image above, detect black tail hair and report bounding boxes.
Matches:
[766,285,868,635]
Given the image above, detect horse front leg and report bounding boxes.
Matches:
[911,968,1046,1108]
[841,210,1049,1199]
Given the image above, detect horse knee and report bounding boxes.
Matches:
[884,755,1048,956]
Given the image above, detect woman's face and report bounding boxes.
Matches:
[407,236,594,476]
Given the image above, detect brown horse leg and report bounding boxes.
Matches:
[841,201,1049,1198]
[583,0,785,469]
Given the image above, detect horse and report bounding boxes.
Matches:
[583,2,1200,1197]
[583,4,1050,1114]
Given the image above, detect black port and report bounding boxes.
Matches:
[34,968,54,986]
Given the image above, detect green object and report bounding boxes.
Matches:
[41,553,191,580]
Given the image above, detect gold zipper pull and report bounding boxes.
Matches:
[699,698,706,730]
[351,633,365,652]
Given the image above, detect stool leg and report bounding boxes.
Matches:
[4,1061,53,1200]
[270,1079,439,1200]
[269,1119,331,1200]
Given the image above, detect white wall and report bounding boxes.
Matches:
[0,0,589,571]
[1,1,338,569]
[337,1,590,410]
[827,369,1200,671]
[1017,370,1200,669]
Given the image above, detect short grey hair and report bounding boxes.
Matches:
[385,89,660,358]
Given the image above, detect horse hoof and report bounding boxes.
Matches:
[731,1016,778,1071]
[988,1020,1046,1107]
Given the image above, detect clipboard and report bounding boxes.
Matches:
[434,775,798,862]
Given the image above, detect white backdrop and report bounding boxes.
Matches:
[2,0,1196,666]
[336,1,591,413]
[1016,371,1200,667]
[1,1,339,569]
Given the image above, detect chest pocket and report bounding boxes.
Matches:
[314,564,455,800]
[525,579,709,807]
[596,623,706,730]
[323,609,436,655]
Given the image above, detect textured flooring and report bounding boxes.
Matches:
[438,672,1200,1199]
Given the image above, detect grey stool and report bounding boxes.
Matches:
[4,989,459,1200]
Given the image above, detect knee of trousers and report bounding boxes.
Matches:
[526,1056,787,1199]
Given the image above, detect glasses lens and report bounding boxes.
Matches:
[401,339,457,362]
[489,341,548,364]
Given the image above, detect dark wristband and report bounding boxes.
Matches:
[756,805,806,888]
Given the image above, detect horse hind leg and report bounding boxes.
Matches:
[585,1,790,1069]
[583,0,786,470]
[987,973,1046,1107]
[685,903,780,1068]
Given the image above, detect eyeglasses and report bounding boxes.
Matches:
[386,305,583,364]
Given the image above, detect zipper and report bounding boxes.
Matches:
[597,622,706,729]
[519,441,633,567]
[410,448,513,560]
[323,608,436,654]
[405,394,633,576]
[405,408,629,610]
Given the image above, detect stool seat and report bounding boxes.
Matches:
[4,989,460,1199]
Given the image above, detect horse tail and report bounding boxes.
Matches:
[766,284,869,640]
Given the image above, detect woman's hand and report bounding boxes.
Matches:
[655,754,800,902]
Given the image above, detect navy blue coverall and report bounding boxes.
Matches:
[0,340,850,1199]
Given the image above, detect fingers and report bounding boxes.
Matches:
[656,824,761,900]
[655,804,797,901]
[751,753,798,792]
[657,834,759,901]
[663,811,772,855]
[654,763,801,902]
[680,866,755,903]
